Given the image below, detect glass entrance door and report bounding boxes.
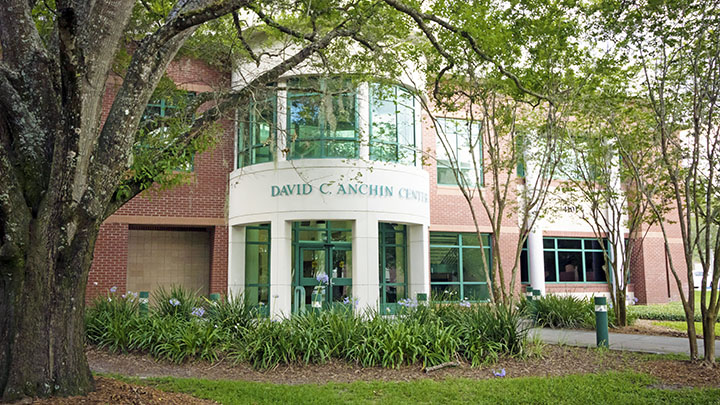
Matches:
[293,220,353,313]
[297,246,352,311]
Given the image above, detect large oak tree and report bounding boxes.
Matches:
[0,0,403,399]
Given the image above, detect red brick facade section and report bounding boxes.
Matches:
[88,57,232,301]
[87,223,128,299]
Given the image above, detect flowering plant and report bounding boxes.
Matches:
[316,272,329,284]
[191,307,205,317]
[169,298,180,307]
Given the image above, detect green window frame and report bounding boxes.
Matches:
[436,118,483,187]
[237,96,276,168]
[245,224,271,316]
[543,238,608,283]
[430,232,491,302]
[287,77,359,160]
[379,223,408,314]
[139,92,196,171]
[520,240,529,284]
[369,84,416,165]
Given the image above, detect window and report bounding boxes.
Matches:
[379,223,407,314]
[430,232,491,302]
[138,92,196,171]
[520,240,529,283]
[543,238,608,283]
[370,84,416,165]
[237,96,275,168]
[436,118,483,186]
[245,224,270,315]
[287,77,358,159]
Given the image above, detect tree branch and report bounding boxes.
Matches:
[103,22,356,218]
[382,0,551,105]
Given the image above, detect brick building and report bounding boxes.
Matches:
[88,57,687,314]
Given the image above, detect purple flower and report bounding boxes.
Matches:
[398,298,418,308]
[110,286,117,293]
[459,299,471,308]
[191,307,205,317]
[169,298,180,307]
[316,273,329,284]
[493,368,506,377]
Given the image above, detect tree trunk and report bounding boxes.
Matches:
[701,312,716,364]
[683,304,699,361]
[0,220,99,400]
[616,290,627,327]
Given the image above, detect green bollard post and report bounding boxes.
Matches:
[525,286,533,301]
[139,291,149,317]
[594,296,609,348]
[532,289,541,301]
[416,293,428,303]
[209,293,220,303]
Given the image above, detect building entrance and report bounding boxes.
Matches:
[292,221,352,313]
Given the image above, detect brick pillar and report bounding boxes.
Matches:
[209,225,229,295]
[87,223,129,302]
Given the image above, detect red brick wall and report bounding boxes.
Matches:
[87,223,128,299]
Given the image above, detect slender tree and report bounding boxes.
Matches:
[598,0,720,361]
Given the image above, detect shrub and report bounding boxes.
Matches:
[86,292,531,370]
[85,289,141,352]
[528,295,636,329]
[153,285,205,319]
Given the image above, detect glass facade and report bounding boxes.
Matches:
[379,223,407,313]
[543,238,608,283]
[436,118,483,187]
[370,84,416,164]
[237,97,275,168]
[430,232,491,302]
[245,224,270,314]
[287,77,358,159]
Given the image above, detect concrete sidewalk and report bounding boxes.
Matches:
[531,327,720,358]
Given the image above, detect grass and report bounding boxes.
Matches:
[118,372,720,404]
[629,291,720,323]
[652,320,720,337]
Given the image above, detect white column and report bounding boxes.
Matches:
[408,224,430,300]
[353,214,380,313]
[270,219,292,318]
[357,82,370,160]
[227,225,245,298]
[276,82,288,161]
[527,230,546,295]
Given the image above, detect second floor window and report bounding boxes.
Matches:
[287,77,358,159]
[237,97,275,168]
[370,84,416,165]
[436,118,483,187]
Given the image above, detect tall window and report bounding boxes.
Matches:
[520,240,529,283]
[430,232,491,302]
[436,118,483,186]
[138,92,195,171]
[237,97,275,168]
[379,223,407,314]
[245,224,270,315]
[287,77,358,159]
[543,238,607,283]
[370,84,416,164]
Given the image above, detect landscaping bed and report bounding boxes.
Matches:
[25,344,720,404]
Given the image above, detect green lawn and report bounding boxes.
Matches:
[123,372,720,404]
[629,291,720,322]
[652,320,720,336]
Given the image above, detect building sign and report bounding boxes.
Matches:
[271,182,428,203]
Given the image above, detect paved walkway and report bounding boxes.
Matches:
[531,327,720,358]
